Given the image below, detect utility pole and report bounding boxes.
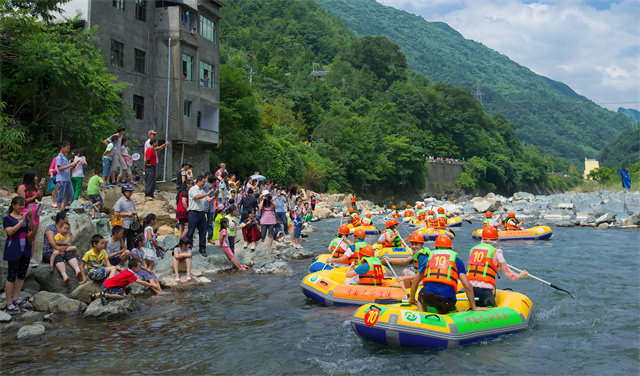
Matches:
[248,66,255,84]
[474,82,483,108]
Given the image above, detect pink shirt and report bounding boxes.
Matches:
[220,228,230,248]
[260,205,277,225]
[469,248,520,289]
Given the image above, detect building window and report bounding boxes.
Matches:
[197,111,201,128]
[135,0,146,22]
[134,49,145,73]
[200,16,216,43]
[113,0,125,11]
[200,61,213,88]
[110,40,124,67]
[133,95,144,120]
[184,101,192,117]
[182,54,193,80]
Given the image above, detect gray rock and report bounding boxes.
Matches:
[33,263,80,294]
[623,213,640,226]
[597,223,609,229]
[31,291,65,312]
[0,311,12,322]
[32,211,96,261]
[20,311,46,322]
[83,297,141,320]
[69,281,103,305]
[473,199,492,213]
[595,213,616,226]
[595,200,625,217]
[252,259,293,274]
[17,323,45,339]
[543,209,573,220]
[556,221,575,227]
[0,290,33,302]
[289,248,314,260]
[583,215,596,224]
[0,322,22,335]
[48,295,86,313]
[513,192,535,202]
[161,234,179,250]
[93,218,112,238]
[23,278,40,292]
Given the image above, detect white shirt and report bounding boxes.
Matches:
[188,185,206,212]
[71,156,85,177]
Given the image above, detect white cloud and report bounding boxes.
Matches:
[378,0,640,112]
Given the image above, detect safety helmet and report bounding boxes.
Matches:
[360,245,375,257]
[406,205,411,208]
[508,212,515,218]
[354,229,366,238]
[348,207,354,213]
[409,233,424,244]
[391,206,396,209]
[437,207,444,214]
[485,212,493,218]
[366,213,372,218]
[385,219,399,228]
[428,210,435,215]
[338,224,350,235]
[121,184,134,194]
[482,226,499,240]
[417,204,422,209]
[434,235,452,249]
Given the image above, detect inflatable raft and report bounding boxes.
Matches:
[351,289,533,349]
[300,269,409,306]
[383,216,413,224]
[373,243,413,258]
[447,217,463,227]
[348,224,379,235]
[471,226,553,240]
[413,227,455,241]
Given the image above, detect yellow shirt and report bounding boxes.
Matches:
[54,233,68,244]
[82,248,108,269]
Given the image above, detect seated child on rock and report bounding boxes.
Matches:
[96,258,159,303]
[172,236,193,282]
[79,234,117,284]
[220,218,248,271]
[130,234,166,295]
[51,222,79,274]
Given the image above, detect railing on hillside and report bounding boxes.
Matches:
[425,156,463,165]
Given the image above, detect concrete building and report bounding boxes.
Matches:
[59,0,224,181]
[584,158,600,179]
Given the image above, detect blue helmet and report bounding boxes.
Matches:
[121,184,134,194]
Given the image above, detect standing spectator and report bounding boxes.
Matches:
[16,170,43,242]
[114,184,137,250]
[288,185,306,244]
[310,195,317,211]
[47,155,58,208]
[210,204,225,245]
[186,175,214,257]
[240,188,259,223]
[274,188,289,237]
[102,135,118,187]
[176,179,192,240]
[203,175,216,242]
[42,210,81,284]
[176,162,190,191]
[218,172,228,207]
[103,126,126,185]
[144,138,158,199]
[351,194,357,210]
[225,206,239,255]
[86,169,107,219]
[143,130,169,177]
[70,149,87,202]
[292,197,303,249]
[120,138,136,184]
[214,163,227,189]
[55,141,78,212]
[3,197,34,312]
[259,191,277,249]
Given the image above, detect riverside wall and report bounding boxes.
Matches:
[423,161,463,196]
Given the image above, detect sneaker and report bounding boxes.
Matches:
[105,183,114,187]
[243,242,248,249]
[250,242,256,251]
[51,203,57,208]
[240,265,249,271]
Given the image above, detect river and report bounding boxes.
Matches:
[1,217,639,375]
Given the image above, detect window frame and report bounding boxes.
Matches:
[184,101,192,118]
[133,95,144,120]
[110,40,124,68]
[182,54,193,81]
[134,48,146,74]
[113,0,125,11]
[199,16,216,43]
[135,0,146,22]
[199,61,214,89]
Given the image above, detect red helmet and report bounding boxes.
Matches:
[348,207,355,213]
[428,210,435,215]
[409,233,424,244]
[482,227,499,240]
[366,213,372,218]
[354,229,366,238]
[385,219,399,228]
[508,212,515,218]
[485,212,493,218]
[434,235,452,249]
[360,245,375,257]
[338,224,350,235]
[417,204,423,209]
[437,207,444,214]
[391,206,396,209]
[406,205,411,208]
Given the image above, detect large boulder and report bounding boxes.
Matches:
[312,206,333,220]
[83,297,141,320]
[595,199,625,217]
[31,291,65,311]
[473,199,501,213]
[17,324,46,340]
[512,192,534,202]
[48,295,86,313]
[622,213,640,226]
[160,234,179,250]
[131,193,176,228]
[33,263,80,294]
[252,259,293,274]
[32,211,99,261]
[69,281,103,305]
[153,244,235,281]
[595,213,616,226]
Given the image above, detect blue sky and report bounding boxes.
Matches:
[377,0,640,112]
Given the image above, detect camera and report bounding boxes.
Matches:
[266,194,272,200]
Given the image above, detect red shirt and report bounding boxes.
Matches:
[145,147,157,166]
[103,269,139,290]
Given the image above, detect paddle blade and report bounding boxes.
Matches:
[550,283,576,300]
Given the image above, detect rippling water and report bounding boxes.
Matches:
[2,218,639,375]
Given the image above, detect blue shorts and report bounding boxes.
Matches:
[101,284,125,296]
[293,222,303,239]
[56,180,73,203]
[102,157,113,178]
[87,267,107,281]
[88,194,103,205]
[108,255,122,266]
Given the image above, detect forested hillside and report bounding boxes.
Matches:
[215,0,581,198]
[316,0,634,170]
[598,127,640,170]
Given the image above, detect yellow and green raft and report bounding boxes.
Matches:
[351,289,533,349]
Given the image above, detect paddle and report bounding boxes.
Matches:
[395,222,414,255]
[508,264,575,300]
[374,297,478,305]
[321,236,344,271]
[384,257,410,299]
[465,219,473,224]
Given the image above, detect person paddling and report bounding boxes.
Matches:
[384,233,431,289]
[504,212,524,231]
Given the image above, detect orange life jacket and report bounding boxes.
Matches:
[405,210,413,218]
[351,215,361,227]
[329,237,346,259]
[467,244,498,286]
[391,212,400,219]
[358,257,384,286]
[433,217,447,230]
[426,217,436,228]
[504,218,518,231]
[423,248,459,289]
[417,212,426,221]
[347,241,367,265]
[382,229,402,248]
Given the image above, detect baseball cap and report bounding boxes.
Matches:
[148,130,157,136]
[261,190,270,196]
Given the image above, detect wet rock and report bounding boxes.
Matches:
[0,311,12,322]
[252,259,292,274]
[33,264,80,294]
[0,290,33,303]
[83,297,141,320]
[597,223,609,229]
[159,275,212,290]
[48,295,86,313]
[556,221,575,227]
[595,213,616,226]
[513,192,534,202]
[289,248,314,260]
[20,311,46,322]
[17,323,45,339]
[31,291,65,312]
[69,281,103,305]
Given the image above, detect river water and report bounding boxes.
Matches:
[2,217,639,375]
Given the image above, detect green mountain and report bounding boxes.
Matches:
[618,107,640,122]
[316,0,634,169]
[598,127,640,170]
